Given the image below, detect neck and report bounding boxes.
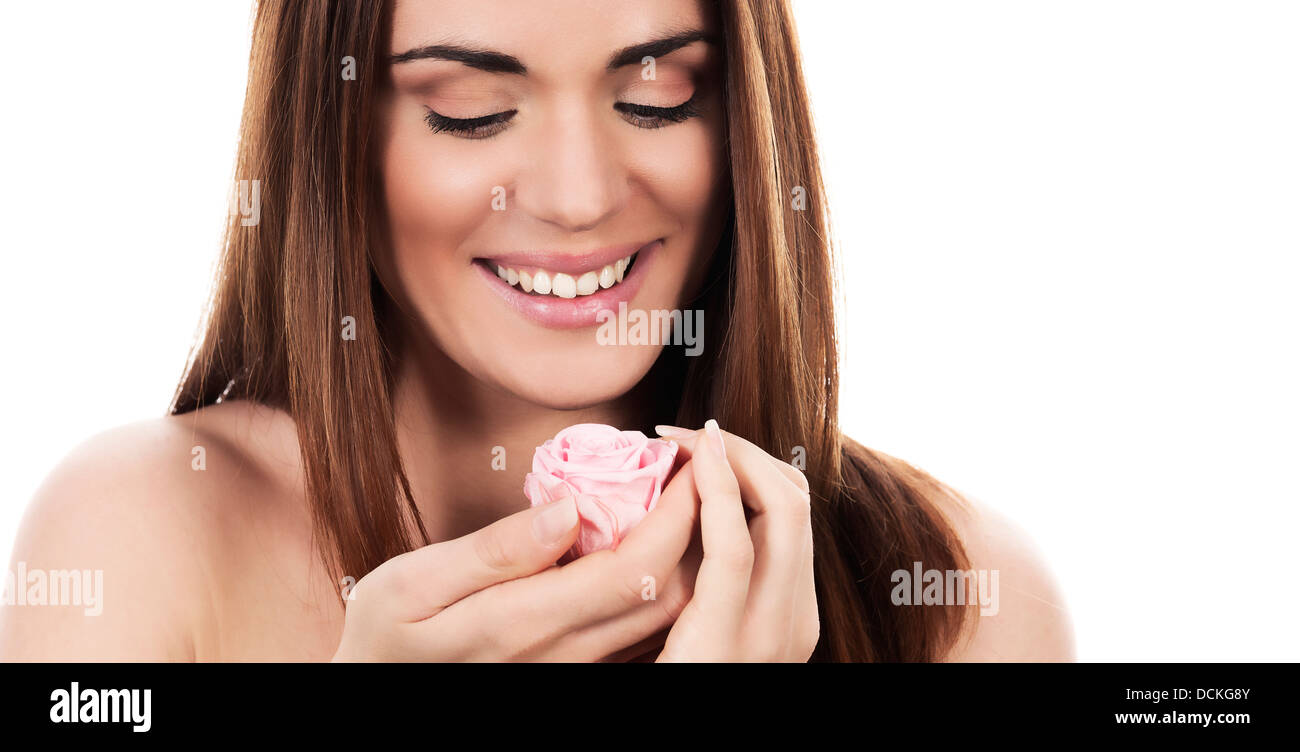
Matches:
[389,325,655,543]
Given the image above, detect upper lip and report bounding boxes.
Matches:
[478,240,654,276]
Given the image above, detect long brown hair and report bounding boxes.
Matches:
[172,0,973,661]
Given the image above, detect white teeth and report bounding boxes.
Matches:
[552,273,577,298]
[533,269,552,295]
[490,252,636,298]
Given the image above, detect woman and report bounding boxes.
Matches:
[0,0,1072,661]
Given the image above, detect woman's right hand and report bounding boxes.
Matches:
[331,463,701,661]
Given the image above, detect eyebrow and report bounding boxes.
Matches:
[388,29,714,75]
[388,44,526,74]
[605,29,713,70]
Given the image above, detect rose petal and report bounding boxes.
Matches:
[522,424,678,558]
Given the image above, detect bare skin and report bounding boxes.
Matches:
[0,0,1073,661]
[0,399,1073,661]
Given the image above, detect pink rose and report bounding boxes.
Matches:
[523,423,678,559]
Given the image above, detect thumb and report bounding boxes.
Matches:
[384,496,580,621]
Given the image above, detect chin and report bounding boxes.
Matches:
[472,340,665,411]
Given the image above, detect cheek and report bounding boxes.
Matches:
[382,128,499,263]
[631,123,727,230]
[625,119,730,305]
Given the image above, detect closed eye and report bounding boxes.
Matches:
[615,97,701,129]
[422,96,701,140]
[423,108,516,139]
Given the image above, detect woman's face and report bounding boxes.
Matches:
[376,0,729,408]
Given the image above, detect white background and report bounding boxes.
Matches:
[1,1,1296,660]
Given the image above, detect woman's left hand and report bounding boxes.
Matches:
[650,420,819,662]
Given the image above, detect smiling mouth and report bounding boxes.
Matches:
[479,252,640,299]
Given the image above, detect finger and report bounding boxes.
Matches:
[426,507,702,661]
[689,419,752,633]
[377,496,580,622]
[560,543,700,662]
[541,454,701,627]
[427,553,696,661]
[659,427,811,560]
[598,626,671,663]
[421,458,702,659]
[658,425,812,657]
[793,522,820,659]
[657,425,810,502]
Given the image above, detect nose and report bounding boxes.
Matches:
[514,102,628,233]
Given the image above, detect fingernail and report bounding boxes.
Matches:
[704,418,727,460]
[532,497,578,545]
[654,425,694,438]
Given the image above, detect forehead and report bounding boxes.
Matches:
[389,0,717,73]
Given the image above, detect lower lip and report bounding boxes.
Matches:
[474,240,661,329]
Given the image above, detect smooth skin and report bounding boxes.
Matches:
[0,405,1073,661]
[653,421,818,661]
[0,0,1074,662]
[333,473,700,661]
[333,418,820,662]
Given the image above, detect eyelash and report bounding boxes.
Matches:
[423,109,516,140]
[423,96,701,139]
[614,96,702,129]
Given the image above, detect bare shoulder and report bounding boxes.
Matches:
[932,490,1077,661]
[0,400,306,660]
